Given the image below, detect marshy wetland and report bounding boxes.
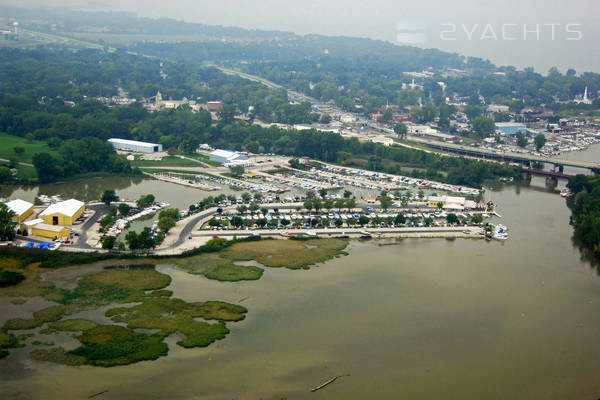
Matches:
[0,238,349,369]
[2,176,600,399]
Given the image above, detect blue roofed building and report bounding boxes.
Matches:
[495,122,527,136]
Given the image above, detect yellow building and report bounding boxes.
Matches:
[31,223,70,239]
[5,199,34,224]
[39,199,85,226]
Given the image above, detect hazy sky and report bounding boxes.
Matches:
[5,0,600,73]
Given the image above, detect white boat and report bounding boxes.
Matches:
[493,224,509,240]
[560,188,573,198]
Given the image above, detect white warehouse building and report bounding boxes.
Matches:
[108,138,163,154]
[209,149,249,165]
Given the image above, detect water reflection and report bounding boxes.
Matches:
[0,175,145,203]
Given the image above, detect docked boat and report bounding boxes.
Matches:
[493,224,509,240]
[560,188,573,198]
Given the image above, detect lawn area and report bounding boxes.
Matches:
[187,153,222,167]
[131,156,203,168]
[16,165,38,181]
[0,133,56,163]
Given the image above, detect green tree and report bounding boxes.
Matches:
[324,199,334,210]
[381,108,393,123]
[231,216,244,228]
[0,204,16,241]
[179,135,199,155]
[0,167,11,183]
[394,213,406,225]
[32,153,61,183]
[241,192,252,203]
[256,218,268,228]
[446,213,459,225]
[394,122,408,139]
[379,195,393,211]
[303,199,313,211]
[101,190,119,206]
[229,164,245,177]
[249,202,259,213]
[516,132,528,148]
[320,114,332,124]
[102,235,116,250]
[217,104,237,124]
[136,194,155,209]
[534,134,547,151]
[158,216,176,233]
[118,203,131,216]
[472,116,495,138]
[471,214,483,224]
[358,215,370,226]
[346,198,356,210]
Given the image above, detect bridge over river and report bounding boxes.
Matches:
[409,137,600,174]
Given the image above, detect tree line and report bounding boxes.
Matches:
[567,175,600,261]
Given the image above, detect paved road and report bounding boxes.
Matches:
[171,201,487,246]
[191,227,481,238]
[75,204,108,249]
[171,208,222,248]
[0,158,33,167]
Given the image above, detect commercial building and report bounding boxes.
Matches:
[205,101,223,111]
[426,196,477,211]
[487,104,510,113]
[209,150,249,165]
[495,123,527,136]
[39,199,85,226]
[108,138,163,154]
[31,223,70,239]
[5,199,34,224]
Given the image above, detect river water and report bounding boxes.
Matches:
[2,148,600,399]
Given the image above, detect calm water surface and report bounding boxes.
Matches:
[1,149,600,399]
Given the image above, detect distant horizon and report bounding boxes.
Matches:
[1,0,598,75]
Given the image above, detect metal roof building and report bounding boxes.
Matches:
[5,199,33,217]
[39,199,85,226]
[5,199,34,224]
[108,138,163,153]
[209,149,249,164]
[495,123,527,136]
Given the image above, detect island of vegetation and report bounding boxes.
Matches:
[0,236,350,365]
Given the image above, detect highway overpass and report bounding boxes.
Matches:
[409,137,600,173]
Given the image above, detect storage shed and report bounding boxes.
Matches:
[108,138,163,153]
[31,223,70,239]
[39,199,85,226]
[5,199,34,224]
